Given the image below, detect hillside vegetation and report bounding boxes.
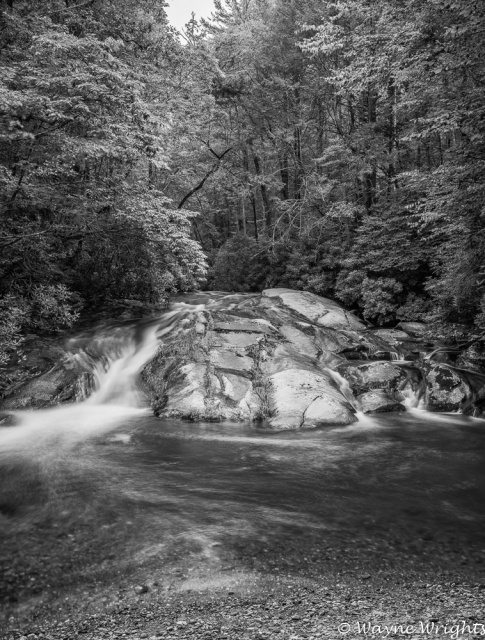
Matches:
[1,0,484,362]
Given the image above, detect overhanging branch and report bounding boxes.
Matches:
[178,147,232,209]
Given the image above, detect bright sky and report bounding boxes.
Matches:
[165,0,216,32]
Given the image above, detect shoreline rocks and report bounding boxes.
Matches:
[2,289,485,426]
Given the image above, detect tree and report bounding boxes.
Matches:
[0,0,208,361]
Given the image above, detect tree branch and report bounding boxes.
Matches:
[41,0,95,18]
[177,148,232,209]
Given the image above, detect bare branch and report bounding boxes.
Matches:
[178,148,232,209]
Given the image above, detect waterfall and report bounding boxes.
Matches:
[324,368,361,412]
[400,384,426,411]
[0,303,205,455]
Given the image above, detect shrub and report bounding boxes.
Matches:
[28,285,82,333]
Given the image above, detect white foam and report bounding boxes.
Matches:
[0,304,205,455]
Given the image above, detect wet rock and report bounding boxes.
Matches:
[316,327,397,363]
[209,350,253,375]
[397,322,428,337]
[213,320,275,334]
[371,329,411,344]
[268,369,356,430]
[134,584,149,594]
[263,289,365,331]
[358,389,405,414]
[160,363,209,420]
[261,342,320,376]
[278,325,319,359]
[212,332,263,349]
[339,362,407,396]
[195,322,206,335]
[12,288,477,429]
[1,358,89,410]
[0,335,67,397]
[425,363,469,411]
[220,373,252,403]
[158,361,260,422]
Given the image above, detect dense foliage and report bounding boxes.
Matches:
[0,0,208,362]
[1,0,484,364]
[196,0,485,330]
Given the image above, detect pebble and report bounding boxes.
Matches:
[134,585,149,595]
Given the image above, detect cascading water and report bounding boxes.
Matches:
[326,361,430,420]
[324,368,360,411]
[324,367,380,425]
[0,303,205,456]
[2,291,485,640]
[1,290,484,458]
[400,385,426,411]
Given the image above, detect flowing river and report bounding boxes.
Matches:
[1,298,485,635]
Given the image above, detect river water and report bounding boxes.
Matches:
[1,302,485,630]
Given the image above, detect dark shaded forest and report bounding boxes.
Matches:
[1,0,484,363]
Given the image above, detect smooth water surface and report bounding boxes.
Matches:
[2,412,484,596]
[1,299,485,628]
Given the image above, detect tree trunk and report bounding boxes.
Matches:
[251,148,272,228]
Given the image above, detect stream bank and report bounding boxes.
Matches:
[2,289,485,424]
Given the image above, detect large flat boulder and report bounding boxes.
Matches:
[263,289,365,330]
[268,369,356,430]
[277,325,319,359]
[211,332,263,349]
[11,288,477,427]
[160,363,260,421]
[209,350,253,375]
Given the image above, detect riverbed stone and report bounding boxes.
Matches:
[358,389,405,413]
[211,331,263,349]
[263,289,365,330]
[425,363,469,411]
[222,374,260,418]
[278,325,319,359]
[371,329,411,345]
[397,321,428,337]
[210,350,253,375]
[221,373,251,402]
[340,361,406,395]
[161,363,210,419]
[1,357,89,410]
[195,322,206,335]
[7,288,480,425]
[213,320,275,334]
[268,369,356,430]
